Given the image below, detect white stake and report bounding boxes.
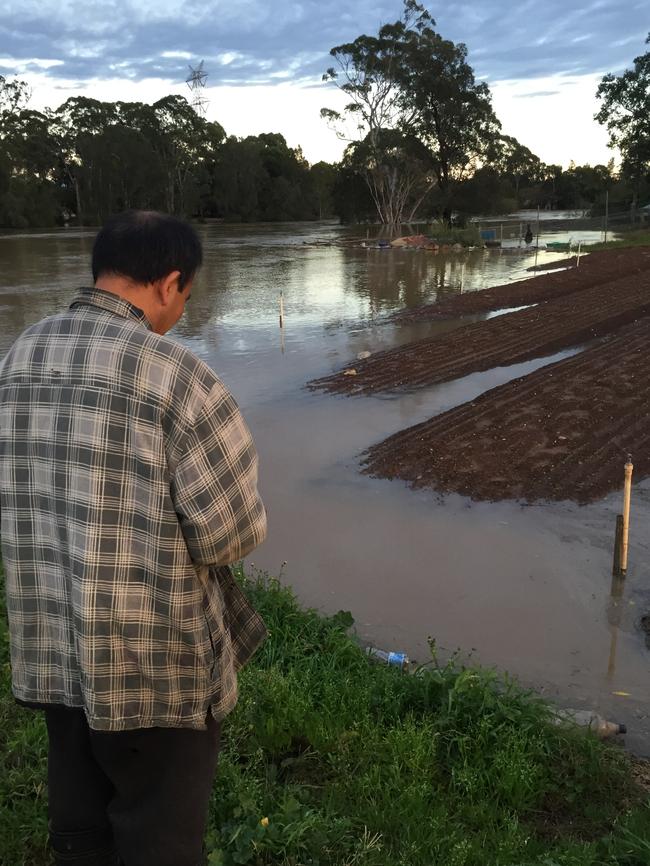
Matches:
[576,241,582,267]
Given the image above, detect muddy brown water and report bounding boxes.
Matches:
[2,220,650,754]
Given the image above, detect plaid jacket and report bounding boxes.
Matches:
[0,288,267,731]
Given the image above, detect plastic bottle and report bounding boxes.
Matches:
[555,709,627,739]
[365,646,409,669]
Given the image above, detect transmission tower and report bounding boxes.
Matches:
[186,60,209,116]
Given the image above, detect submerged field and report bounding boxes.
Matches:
[362,316,650,503]
[310,245,650,505]
[2,565,650,866]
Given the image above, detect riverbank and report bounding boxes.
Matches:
[2,565,650,865]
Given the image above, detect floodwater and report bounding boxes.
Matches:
[2,219,649,754]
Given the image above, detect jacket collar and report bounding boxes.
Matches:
[70,287,153,331]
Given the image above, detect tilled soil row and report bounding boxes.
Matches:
[362,317,650,504]
[310,269,650,396]
[392,247,650,322]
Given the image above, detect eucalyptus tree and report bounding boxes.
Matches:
[0,80,60,226]
[51,97,119,222]
[395,5,501,222]
[149,95,225,215]
[322,0,431,224]
[0,75,30,115]
[596,34,650,206]
[322,0,501,224]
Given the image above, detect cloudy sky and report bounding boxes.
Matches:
[2,0,648,168]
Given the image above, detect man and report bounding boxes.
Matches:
[0,211,267,866]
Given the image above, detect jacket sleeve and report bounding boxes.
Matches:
[170,382,267,566]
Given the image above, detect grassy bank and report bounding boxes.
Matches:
[586,229,650,251]
[2,565,650,865]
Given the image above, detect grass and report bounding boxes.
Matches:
[1,563,650,865]
[586,228,650,251]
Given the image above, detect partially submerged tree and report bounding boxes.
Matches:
[342,128,433,224]
[595,34,650,206]
[395,9,501,221]
[322,0,500,224]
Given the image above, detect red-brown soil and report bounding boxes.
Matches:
[362,317,650,504]
[310,267,650,396]
[392,247,650,322]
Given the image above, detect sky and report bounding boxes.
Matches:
[1,0,648,169]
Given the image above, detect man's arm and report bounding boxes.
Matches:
[170,382,267,566]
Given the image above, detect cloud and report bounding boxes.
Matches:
[0,56,64,71]
[1,0,647,98]
[513,90,561,98]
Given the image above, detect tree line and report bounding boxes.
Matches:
[0,1,648,229]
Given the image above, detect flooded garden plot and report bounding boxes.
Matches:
[310,263,650,395]
[363,316,650,503]
[392,247,650,322]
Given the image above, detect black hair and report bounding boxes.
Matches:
[91,210,203,291]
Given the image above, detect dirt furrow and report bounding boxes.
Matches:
[362,318,650,504]
[310,270,650,396]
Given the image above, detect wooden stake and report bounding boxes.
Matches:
[620,458,633,575]
[460,263,465,293]
[279,291,284,328]
[576,241,582,267]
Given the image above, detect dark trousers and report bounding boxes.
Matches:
[44,706,221,866]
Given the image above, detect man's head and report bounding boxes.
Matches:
[92,210,203,334]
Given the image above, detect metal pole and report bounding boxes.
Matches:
[279,291,284,328]
[534,206,540,269]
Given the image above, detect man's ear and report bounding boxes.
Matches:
[156,271,182,306]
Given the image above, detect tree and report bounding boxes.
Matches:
[0,80,61,227]
[486,135,544,196]
[395,6,501,221]
[596,35,650,206]
[310,161,337,218]
[51,97,119,222]
[0,75,30,115]
[322,1,500,224]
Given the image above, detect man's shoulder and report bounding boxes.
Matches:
[141,329,222,405]
[1,306,225,426]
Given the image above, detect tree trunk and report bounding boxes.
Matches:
[73,176,82,226]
